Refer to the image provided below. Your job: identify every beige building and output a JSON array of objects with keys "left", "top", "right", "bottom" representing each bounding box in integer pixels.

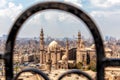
[
  {"left": 39, "top": 29, "right": 98, "bottom": 71},
  {"left": 39, "top": 28, "right": 113, "bottom": 71},
  {"left": 13, "top": 28, "right": 112, "bottom": 71},
  {"left": 39, "top": 29, "right": 69, "bottom": 70}
]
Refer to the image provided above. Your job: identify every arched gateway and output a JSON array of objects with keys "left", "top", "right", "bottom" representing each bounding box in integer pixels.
[{"left": 0, "top": 1, "right": 119, "bottom": 80}]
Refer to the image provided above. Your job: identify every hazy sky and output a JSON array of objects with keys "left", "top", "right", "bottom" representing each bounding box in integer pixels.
[{"left": 0, "top": 0, "right": 120, "bottom": 39}]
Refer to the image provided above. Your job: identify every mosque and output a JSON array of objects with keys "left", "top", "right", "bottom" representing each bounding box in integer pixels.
[
  {"left": 39, "top": 28, "right": 105, "bottom": 71},
  {"left": 13, "top": 28, "right": 112, "bottom": 72}
]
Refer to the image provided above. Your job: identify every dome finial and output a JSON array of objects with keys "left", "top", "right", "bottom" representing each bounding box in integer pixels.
[{"left": 78, "top": 31, "right": 81, "bottom": 38}]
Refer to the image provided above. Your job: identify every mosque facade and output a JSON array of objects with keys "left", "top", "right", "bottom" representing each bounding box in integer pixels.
[
  {"left": 39, "top": 29, "right": 112, "bottom": 71},
  {"left": 39, "top": 29, "right": 90, "bottom": 70}
]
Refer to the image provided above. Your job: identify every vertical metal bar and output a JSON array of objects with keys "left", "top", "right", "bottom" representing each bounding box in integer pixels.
[{"left": 5, "top": 41, "right": 14, "bottom": 80}]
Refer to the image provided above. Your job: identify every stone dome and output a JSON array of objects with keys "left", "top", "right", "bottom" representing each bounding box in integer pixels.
[
  {"left": 48, "top": 40, "right": 59, "bottom": 51},
  {"left": 91, "top": 44, "right": 95, "bottom": 49},
  {"left": 62, "top": 55, "right": 67, "bottom": 61}
]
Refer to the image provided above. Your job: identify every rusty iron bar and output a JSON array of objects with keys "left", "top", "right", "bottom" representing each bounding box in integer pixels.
[{"left": 103, "top": 58, "right": 120, "bottom": 67}]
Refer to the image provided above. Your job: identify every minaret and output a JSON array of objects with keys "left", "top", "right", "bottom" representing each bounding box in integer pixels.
[
  {"left": 40, "top": 28, "right": 44, "bottom": 64},
  {"left": 66, "top": 39, "right": 69, "bottom": 58},
  {"left": 76, "top": 31, "right": 82, "bottom": 63},
  {"left": 55, "top": 48, "right": 57, "bottom": 69},
  {"left": 77, "top": 31, "right": 81, "bottom": 48},
  {"left": 65, "top": 39, "right": 69, "bottom": 69}
]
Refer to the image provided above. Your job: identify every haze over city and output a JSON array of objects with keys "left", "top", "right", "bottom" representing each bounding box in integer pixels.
[{"left": 0, "top": 0, "right": 120, "bottom": 39}]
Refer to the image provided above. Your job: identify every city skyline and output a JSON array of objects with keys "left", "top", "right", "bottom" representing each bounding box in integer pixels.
[
  {"left": 0, "top": 1, "right": 120, "bottom": 80},
  {"left": 0, "top": 0, "right": 120, "bottom": 38}
]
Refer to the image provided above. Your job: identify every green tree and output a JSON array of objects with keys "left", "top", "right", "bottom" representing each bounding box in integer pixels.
[
  {"left": 89, "top": 60, "right": 96, "bottom": 71},
  {"left": 76, "top": 62, "right": 83, "bottom": 69}
]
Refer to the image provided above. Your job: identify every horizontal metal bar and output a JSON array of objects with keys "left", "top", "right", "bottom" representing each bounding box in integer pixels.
[
  {"left": 103, "top": 58, "right": 120, "bottom": 67},
  {"left": 13, "top": 68, "right": 49, "bottom": 80},
  {"left": 58, "top": 69, "right": 92, "bottom": 80}
]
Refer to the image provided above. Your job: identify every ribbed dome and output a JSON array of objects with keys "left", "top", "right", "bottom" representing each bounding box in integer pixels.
[
  {"left": 91, "top": 44, "right": 95, "bottom": 49},
  {"left": 62, "top": 55, "right": 67, "bottom": 61},
  {"left": 48, "top": 40, "right": 59, "bottom": 51}
]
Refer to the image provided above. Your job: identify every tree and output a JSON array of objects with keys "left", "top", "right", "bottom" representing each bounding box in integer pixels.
[
  {"left": 76, "top": 62, "right": 83, "bottom": 69},
  {"left": 89, "top": 60, "right": 96, "bottom": 71}
]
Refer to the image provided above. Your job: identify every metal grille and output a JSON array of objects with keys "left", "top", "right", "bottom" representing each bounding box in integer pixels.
[{"left": 0, "top": 1, "right": 119, "bottom": 80}]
